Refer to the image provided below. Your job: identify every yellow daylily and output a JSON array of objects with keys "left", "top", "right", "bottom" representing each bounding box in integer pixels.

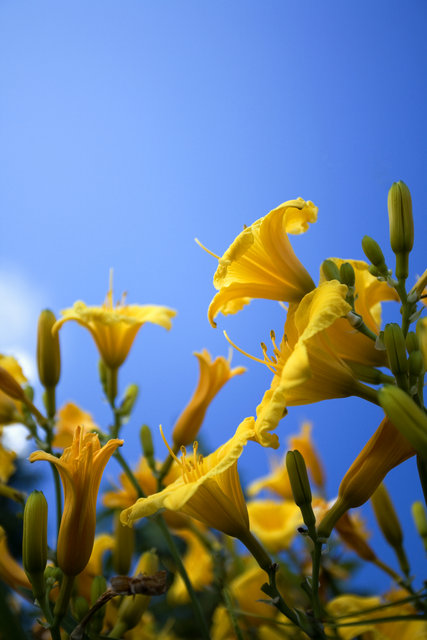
[
  {"left": 0, "top": 436, "right": 16, "bottom": 483},
  {"left": 247, "top": 499, "right": 301, "bottom": 553},
  {"left": 30, "top": 426, "right": 123, "bottom": 576},
  {"left": 318, "top": 417, "right": 415, "bottom": 538},
  {"left": 0, "top": 526, "right": 31, "bottom": 592},
  {"left": 319, "top": 258, "right": 399, "bottom": 367},
  {"left": 0, "top": 355, "right": 27, "bottom": 425},
  {"left": 53, "top": 274, "right": 176, "bottom": 369},
  {"left": 76, "top": 533, "right": 114, "bottom": 602},
  {"left": 167, "top": 527, "right": 215, "bottom": 604},
  {"left": 172, "top": 349, "right": 245, "bottom": 448},
  {"left": 53, "top": 401, "right": 101, "bottom": 449},
  {"left": 250, "top": 281, "right": 371, "bottom": 448},
  {"left": 121, "top": 418, "right": 255, "bottom": 542},
  {"left": 206, "top": 198, "right": 317, "bottom": 327}
]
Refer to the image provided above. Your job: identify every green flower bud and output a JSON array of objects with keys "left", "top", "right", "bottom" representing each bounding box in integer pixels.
[
  {"left": 98, "top": 359, "right": 108, "bottom": 396},
  {"left": 119, "top": 384, "right": 139, "bottom": 419},
  {"left": 321, "top": 259, "right": 341, "bottom": 282},
  {"left": 37, "top": 310, "right": 61, "bottom": 389},
  {"left": 378, "top": 385, "right": 427, "bottom": 457},
  {"left": 388, "top": 181, "right": 414, "bottom": 279},
  {"left": 23, "top": 491, "right": 48, "bottom": 601},
  {"left": 89, "top": 575, "right": 108, "bottom": 634},
  {"left": 406, "top": 331, "right": 420, "bottom": 353},
  {"left": 411, "top": 502, "right": 427, "bottom": 552},
  {"left": 286, "top": 450, "right": 315, "bottom": 530},
  {"left": 408, "top": 350, "right": 423, "bottom": 378},
  {"left": 113, "top": 514, "right": 135, "bottom": 575},
  {"left": 362, "top": 236, "right": 388, "bottom": 273},
  {"left": 340, "top": 262, "right": 355, "bottom": 288},
  {"left": 383, "top": 323, "right": 408, "bottom": 389},
  {"left": 73, "top": 595, "right": 89, "bottom": 622},
  {"left": 140, "top": 425, "right": 155, "bottom": 471},
  {"left": 371, "top": 483, "right": 409, "bottom": 576}
]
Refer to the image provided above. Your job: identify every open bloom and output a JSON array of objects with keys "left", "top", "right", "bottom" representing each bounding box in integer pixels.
[
  {"left": 205, "top": 198, "right": 317, "bottom": 327},
  {"left": 30, "top": 426, "right": 123, "bottom": 576},
  {"left": 53, "top": 401, "right": 101, "bottom": 449},
  {"left": 167, "top": 527, "right": 214, "bottom": 605},
  {"left": 244, "top": 281, "right": 369, "bottom": 448},
  {"left": 121, "top": 418, "right": 255, "bottom": 541},
  {"left": 172, "top": 349, "right": 245, "bottom": 447},
  {"left": 53, "top": 276, "right": 176, "bottom": 369}
]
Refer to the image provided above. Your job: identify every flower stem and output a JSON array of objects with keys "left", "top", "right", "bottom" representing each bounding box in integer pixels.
[{"left": 53, "top": 574, "right": 74, "bottom": 628}]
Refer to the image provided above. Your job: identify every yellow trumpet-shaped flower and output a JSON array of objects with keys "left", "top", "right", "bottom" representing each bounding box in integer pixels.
[
  {"left": 167, "top": 527, "right": 214, "bottom": 605},
  {"left": 121, "top": 418, "right": 255, "bottom": 541},
  {"left": 244, "top": 281, "right": 368, "bottom": 448},
  {"left": 0, "top": 526, "right": 31, "bottom": 592},
  {"left": 53, "top": 401, "right": 101, "bottom": 449},
  {"left": 319, "top": 258, "right": 399, "bottom": 367},
  {"left": 29, "top": 426, "right": 123, "bottom": 576},
  {"left": 247, "top": 499, "right": 301, "bottom": 553},
  {"left": 0, "top": 436, "right": 16, "bottom": 483},
  {"left": 172, "top": 349, "right": 245, "bottom": 447},
  {"left": 0, "top": 355, "right": 27, "bottom": 425},
  {"left": 53, "top": 274, "right": 176, "bottom": 369},
  {"left": 205, "top": 198, "right": 317, "bottom": 327}
]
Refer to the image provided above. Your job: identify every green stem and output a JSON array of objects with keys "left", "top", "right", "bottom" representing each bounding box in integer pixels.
[
  {"left": 44, "top": 386, "right": 56, "bottom": 420},
  {"left": 354, "top": 382, "right": 379, "bottom": 405},
  {"left": 223, "top": 587, "right": 244, "bottom": 640},
  {"left": 107, "top": 366, "right": 118, "bottom": 411},
  {"left": 52, "top": 574, "right": 75, "bottom": 628},
  {"left": 310, "top": 541, "right": 323, "bottom": 621},
  {"left": 114, "top": 449, "right": 146, "bottom": 498},
  {"left": 154, "top": 515, "right": 211, "bottom": 640}
]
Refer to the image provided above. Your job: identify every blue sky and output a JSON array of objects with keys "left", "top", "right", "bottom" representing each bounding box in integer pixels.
[{"left": 1, "top": 1, "right": 426, "bottom": 592}]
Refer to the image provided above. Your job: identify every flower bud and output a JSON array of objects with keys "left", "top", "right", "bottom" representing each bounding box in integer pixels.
[
  {"left": 406, "top": 331, "right": 420, "bottom": 354},
  {"left": 140, "top": 425, "right": 156, "bottom": 471},
  {"left": 361, "top": 236, "right": 388, "bottom": 273},
  {"left": 339, "top": 262, "right": 355, "bottom": 288},
  {"left": 113, "top": 514, "right": 135, "bottom": 575},
  {"left": 378, "top": 385, "right": 427, "bottom": 457},
  {"left": 118, "top": 384, "right": 139, "bottom": 419},
  {"left": 408, "top": 350, "right": 423, "bottom": 378},
  {"left": 371, "top": 483, "right": 409, "bottom": 576},
  {"left": 383, "top": 323, "right": 408, "bottom": 389},
  {"left": 388, "top": 181, "right": 414, "bottom": 279},
  {"left": 412, "top": 502, "right": 427, "bottom": 552},
  {"left": 286, "top": 450, "right": 315, "bottom": 530},
  {"left": 37, "top": 310, "right": 61, "bottom": 389},
  {"left": 89, "top": 575, "right": 108, "bottom": 634},
  {"left": 109, "top": 550, "right": 159, "bottom": 638},
  {"left": 23, "top": 491, "right": 48, "bottom": 601},
  {"left": 98, "top": 359, "right": 108, "bottom": 396},
  {"left": 321, "top": 259, "right": 341, "bottom": 282}
]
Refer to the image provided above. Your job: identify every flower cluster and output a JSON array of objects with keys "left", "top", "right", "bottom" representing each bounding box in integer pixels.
[{"left": 0, "top": 183, "right": 425, "bottom": 639}]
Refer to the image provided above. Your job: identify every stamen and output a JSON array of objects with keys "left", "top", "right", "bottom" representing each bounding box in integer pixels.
[
  {"left": 159, "top": 426, "right": 181, "bottom": 466},
  {"left": 194, "top": 237, "right": 220, "bottom": 260},
  {"left": 278, "top": 301, "right": 288, "bottom": 311},
  {"left": 224, "top": 331, "right": 277, "bottom": 374},
  {"left": 193, "top": 441, "right": 199, "bottom": 470}
]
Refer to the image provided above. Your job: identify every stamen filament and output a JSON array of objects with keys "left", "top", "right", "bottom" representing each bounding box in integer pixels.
[{"left": 194, "top": 238, "right": 220, "bottom": 260}]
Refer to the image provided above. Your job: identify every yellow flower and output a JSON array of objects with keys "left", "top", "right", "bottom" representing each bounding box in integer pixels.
[
  {"left": 0, "top": 436, "right": 16, "bottom": 483},
  {"left": 248, "top": 281, "right": 367, "bottom": 448},
  {"left": 167, "top": 527, "right": 214, "bottom": 605},
  {"left": 0, "top": 355, "right": 27, "bottom": 425},
  {"left": 53, "top": 401, "right": 101, "bottom": 449},
  {"left": 326, "top": 594, "right": 382, "bottom": 639},
  {"left": 120, "top": 418, "right": 255, "bottom": 542},
  {"left": 172, "top": 349, "right": 245, "bottom": 447},
  {"left": 205, "top": 198, "right": 317, "bottom": 327},
  {"left": 247, "top": 499, "right": 301, "bottom": 553},
  {"left": 29, "top": 426, "right": 123, "bottom": 576},
  {"left": 103, "top": 456, "right": 187, "bottom": 529},
  {"left": 0, "top": 526, "right": 31, "bottom": 592},
  {"left": 319, "top": 258, "right": 399, "bottom": 367},
  {"left": 53, "top": 275, "right": 176, "bottom": 369},
  {"left": 318, "top": 417, "right": 415, "bottom": 538},
  {"left": 76, "top": 533, "right": 114, "bottom": 602}
]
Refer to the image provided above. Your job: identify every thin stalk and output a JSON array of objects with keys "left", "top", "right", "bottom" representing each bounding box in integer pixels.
[
  {"left": 52, "top": 574, "right": 75, "bottom": 628},
  {"left": 310, "top": 541, "right": 323, "bottom": 621},
  {"left": 50, "top": 463, "right": 62, "bottom": 538},
  {"left": 223, "top": 587, "right": 244, "bottom": 640}
]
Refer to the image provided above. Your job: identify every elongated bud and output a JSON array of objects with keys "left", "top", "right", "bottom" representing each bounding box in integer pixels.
[
  {"left": 406, "top": 332, "right": 420, "bottom": 354},
  {"left": 286, "top": 450, "right": 315, "bottom": 530},
  {"left": 371, "top": 483, "right": 409, "bottom": 576},
  {"left": 0, "top": 366, "right": 27, "bottom": 402},
  {"left": 383, "top": 323, "right": 408, "bottom": 389},
  {"left": 388, "top": 181, "right": 413, "bottom": 279},
  {"left": 118, "top": 384, "right": 139, "bottom": 419},
  {"left": 408, "top": 350, "right": 423, "bottom": 378},
  {"left": 340, "top": 262, "right": 355, "bottom": 288},
  {"left": 322, "top": 259, "right": 341, "bottom": 282},
  {"left": 378, "top": 385, "right": 427, "bottom": 457},
  {"left": 89, "top": 575, "right": 108, "bottom": 634},
  {"left": 113, "top": 514, "right": 135, "bottom": 575},
  {"left": 109, "top": 550, "right": 159, "bottom": 638},
  {"left": 140, "top": 425, "right": 156, "bottom": 471},
  {"left": 73, "top": 596, "right": 89, "bottom": 622},
  {"left": 362, "top": 236, "right": 388, "bottom": 274},
  {"left": 37, "top": 310, "right": 61, "bottom": 388},
  {"left": 411, "top": 502, "right": 427, "bottom": 552},
  {"left": 23, "top": 491, "right": 48, "bottom": 601}
]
